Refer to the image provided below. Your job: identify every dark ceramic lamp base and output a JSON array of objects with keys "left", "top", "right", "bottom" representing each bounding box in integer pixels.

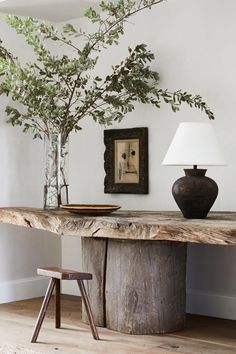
[{"left": 172, "top": 168, "right": 218, "bottom": 219}]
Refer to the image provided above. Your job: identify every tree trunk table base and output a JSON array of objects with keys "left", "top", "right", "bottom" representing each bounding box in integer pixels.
[
  {"left": 82, "top": 237, "right": 187, "bottom": 334},
  {"left": 0, "top": 208, "right": 234, "bottom": 332}
]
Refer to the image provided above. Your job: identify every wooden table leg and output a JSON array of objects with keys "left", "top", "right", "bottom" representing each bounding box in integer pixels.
[
  {"left": 77, "top": 280, "right": 99, "bottom": 340},
  {"left": 31, "top": 278, "right": 56, "bottom": 343},
  {"left": 81, "top": 237, "right": 107, "bottom": 327},
  {"left": 105, "top": 239, "right": 187, "bottom": 334},
  {"left": 55, "top": 279, "right": 61, "bottom": 328},
  {"left": 82, "top": 237, "right": 187, "bottom": 334}
]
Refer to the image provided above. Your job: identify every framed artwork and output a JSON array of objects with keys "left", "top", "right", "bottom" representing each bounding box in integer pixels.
[{"left": 104, "top": 127, "right": 148, "bottom": 194}]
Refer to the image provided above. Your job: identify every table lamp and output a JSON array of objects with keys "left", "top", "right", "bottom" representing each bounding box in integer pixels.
[{"left": 162, "top": 122, "right": 226, "bottom": 219}]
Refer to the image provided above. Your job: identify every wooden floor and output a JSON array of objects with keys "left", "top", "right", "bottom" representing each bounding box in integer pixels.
[{"left": 0, "top": 295, "right": 235, "bottom": 354}]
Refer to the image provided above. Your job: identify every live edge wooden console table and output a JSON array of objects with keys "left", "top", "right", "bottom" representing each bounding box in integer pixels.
[{"left": 0, "top": 208, "right": 235, "bottom": 335}]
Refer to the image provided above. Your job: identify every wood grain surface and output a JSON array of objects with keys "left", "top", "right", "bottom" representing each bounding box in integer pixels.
[
  {"left": 1, "top": 296, "right": 236, "bottom": 354},
  {"left": 0, "top": 207, "right": 236, "bottom": 244},
  {"left": 81, "top": 237, "right": 107, "bottom": 327},
  {"left": 105, "top": 240, "right": 187, "bottom": 334}
]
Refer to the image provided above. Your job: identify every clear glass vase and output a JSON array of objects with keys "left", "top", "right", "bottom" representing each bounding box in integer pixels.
[{"left": 44, "top": 132, "right": 69, "bottom": 209}]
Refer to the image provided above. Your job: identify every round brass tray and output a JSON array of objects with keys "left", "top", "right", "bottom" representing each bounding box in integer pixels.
[{"left": 60, "top": 204, "right": 121, "bottom": 215}]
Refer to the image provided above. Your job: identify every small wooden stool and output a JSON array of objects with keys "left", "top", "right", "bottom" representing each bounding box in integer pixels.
[{"left": 31, "top": 267, "right": 99, "bottom": 343}]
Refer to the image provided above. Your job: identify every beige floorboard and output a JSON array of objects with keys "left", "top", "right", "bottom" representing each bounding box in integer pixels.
[{"left": 0, "top": 295, "right": 235, "bottom": 354}]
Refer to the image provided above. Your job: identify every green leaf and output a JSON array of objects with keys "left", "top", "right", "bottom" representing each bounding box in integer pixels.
[{"left": 0, "top": 0, "right": 214, "bottom": 142}]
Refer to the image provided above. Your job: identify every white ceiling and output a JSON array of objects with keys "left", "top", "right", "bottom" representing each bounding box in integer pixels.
[{"left": 0, "top": 0, "right": 100, "bottom": 22}]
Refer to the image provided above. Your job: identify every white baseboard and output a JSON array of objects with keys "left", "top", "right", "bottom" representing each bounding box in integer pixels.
[
  {"left": 187, "top": 289, "right": 236, "bottom": 320},
  {"left": 0, "top": 276, "right": 82, "bottom": 303},
  {"left": 0, "top": 276, "right": 48, "bottom": 304},
  {"left": 1, "top": 278, "right": 235, "bottom": 321}
]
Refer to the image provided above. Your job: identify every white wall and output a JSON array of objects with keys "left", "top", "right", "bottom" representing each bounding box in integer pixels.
[
  {"left": 0, "top": 14, "right": 61, "bottom": 303},
  {"left": 63, "top": 0, "right": 236, "bottom": 319},
  {"left": 1, "top": 0, "right": 236, "bottom": 320}
]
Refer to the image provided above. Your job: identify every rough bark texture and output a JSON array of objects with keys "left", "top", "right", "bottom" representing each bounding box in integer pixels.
[
  {"left": 0, "top": 208, "right": 236, "bottom": 245},
  {"left": 105, "top": 240, "right": 187, "bottom": 334},
  {"left": 0, "top": 207, "right": 227, "bottom": 334},
  {"left": 81, "top": 237, "right": 107, "bottom": 327}
]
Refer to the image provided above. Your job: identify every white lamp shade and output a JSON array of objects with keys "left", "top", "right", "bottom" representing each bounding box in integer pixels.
[{"left": 162, "top": 122, "right": 226, "bottom": 166}]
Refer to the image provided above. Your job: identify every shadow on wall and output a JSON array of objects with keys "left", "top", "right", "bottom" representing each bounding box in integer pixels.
[
  {"left": 0, "top": 117, "right": 61, "bottom": 303},
  {"left": 186, "top": 243, "right": 236, "bottom": 320},
  {"left": 0, "top": 224, "right": 61, "bottom": 303},
  {"left": 0, "top": 122, "right": 44, "bottom": 207}
]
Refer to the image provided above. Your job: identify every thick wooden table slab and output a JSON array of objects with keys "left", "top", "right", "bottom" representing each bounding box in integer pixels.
[
  {"left": 0, "top": 207, "right": 235, "bottom": 334},
  {"left": 0, "top": 207, "right": 236, "bottom": 244}
]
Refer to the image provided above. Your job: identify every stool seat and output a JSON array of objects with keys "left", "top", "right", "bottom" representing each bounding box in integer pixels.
[
  {"left": 31, "top": 266, "right": 99, "bottom": 343},
  {"left": 37, "top": 267, "right": 92, "bottom": 280}
]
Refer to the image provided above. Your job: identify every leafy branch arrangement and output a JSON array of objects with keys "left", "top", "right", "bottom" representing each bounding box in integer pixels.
[{"left": 0, "top": 0, "right": 214, "bottom": 145}]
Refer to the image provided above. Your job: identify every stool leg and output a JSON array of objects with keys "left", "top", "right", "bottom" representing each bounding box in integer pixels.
[
  {"left": 55, "top": 279, "right": 61, "bottom": 328},
  {"left": 77, "top": 280, "right": 99, "bottom": 340},
  {"left": 31, "top": 278, "right": 56, "bottom": 343}
]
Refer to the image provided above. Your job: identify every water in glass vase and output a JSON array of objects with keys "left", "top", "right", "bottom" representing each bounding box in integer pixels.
[{"left": 44, "top": 133, "right": 69, "bottom": 209}]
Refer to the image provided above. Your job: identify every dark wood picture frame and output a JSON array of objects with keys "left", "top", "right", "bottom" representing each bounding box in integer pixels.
[{"left": 104, "top": 127, "right": 148, "bottom": 194}]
